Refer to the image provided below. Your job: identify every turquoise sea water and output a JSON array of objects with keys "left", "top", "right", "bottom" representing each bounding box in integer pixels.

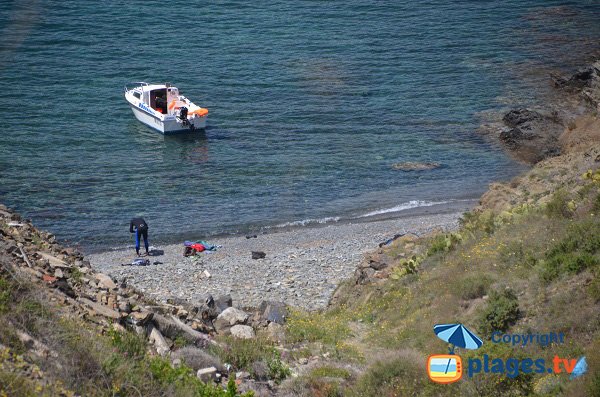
[{"left": 1, "top": 1, "right": 599, "bottom": 250}]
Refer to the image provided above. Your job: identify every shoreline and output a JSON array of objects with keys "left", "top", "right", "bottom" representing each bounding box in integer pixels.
[
  {"left": 81, "top": 198, "right": 480, "bottom": 255},
  {"left": 87, "top": 200, "right": 475, "bottom": 310}
]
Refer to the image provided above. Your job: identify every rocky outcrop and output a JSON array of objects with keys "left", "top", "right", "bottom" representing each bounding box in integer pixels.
[
  {"left": 551, "top": 60, "right": 600, "bottom": 108},
  {"left": 499, "top": 59, "right": 600, "bottom": 164},
  {"left": 0, "top": 204, "right": 277, "bottom": 392},
  {"left": 499, "top": 108, "right": 563, "bottom": 164}
]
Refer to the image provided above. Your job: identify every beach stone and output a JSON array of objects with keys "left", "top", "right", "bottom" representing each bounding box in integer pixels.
[
  {"left": 392, "top": 162, "right": 440, "bottom": 171},
  {"left": 129, "top": 310, "right": 153, "bottom": 326},
  {"left": 214, "top": 307, "right": 249, "bottom": 333},
  {"left": 259, "top": 301, "right": 287, "bottom": 324},
  {"left": 80, "top": 298, "right": 120, "bottom": 319},
  {"left": 37, "top": 251, "right": 70, "bottom": 268},
  {"left": 95, "top": 273, "right": 117, "bottom": 290},
  {"left": 197, "top": 367, "right": 218, "bottom": 382},
  {"left": 251, "top": 251, "right": 266, "bottom": 259},
  {"left": 214, "top": 294, "right": 232, "bottom": 314},
  {"left": 230, "top": 325, "right": 255, "bottom": 339}
]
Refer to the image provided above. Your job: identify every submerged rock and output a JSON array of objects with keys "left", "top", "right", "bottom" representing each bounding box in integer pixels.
[{"left": 391, "top": 162, "right": 440, "bottom": 171}]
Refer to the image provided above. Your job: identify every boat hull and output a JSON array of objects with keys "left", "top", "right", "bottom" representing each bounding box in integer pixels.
[{"left": 129, "top": 105, "right": 206, "bottom": 134}]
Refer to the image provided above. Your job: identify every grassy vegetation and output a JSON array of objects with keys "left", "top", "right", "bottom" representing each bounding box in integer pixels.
[
  {"left": 0, "top": 270, "right": 254, "bottom": 397},
  {"left": 280, "top": 169, "right": 600, "bottom": 396}
]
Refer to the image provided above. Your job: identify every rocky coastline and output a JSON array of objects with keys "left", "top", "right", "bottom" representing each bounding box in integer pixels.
[
  {"left": 1, "top": 58, "right": 598, "bottom": 395},
  {"left": 495, "top": 60, "right": 600, "bottom": 164}
]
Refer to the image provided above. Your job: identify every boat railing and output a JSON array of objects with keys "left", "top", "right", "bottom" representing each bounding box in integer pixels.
[{"left": 124, "top": 82, "right": 150, "bottom": 92}]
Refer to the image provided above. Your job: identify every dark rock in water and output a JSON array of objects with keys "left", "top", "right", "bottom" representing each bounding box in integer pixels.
[
  {"left": 251, "top": 251, "right": 266, "bottom": 260},
  {"left": 502, "top": 108, "right": 544, "bottom": 129},
  {"left": 214, "top": 294, "right": 232, "bottom": 314},
  {"left": 258, "top": 301, "right": 288, "bottom": 324},
  {"left": 392, "top": 162, "right": 440, "bottom": 171},
  {"left": 245, "top": 235, "right": 257, "bottom": 239},
  {"left": 551, "top": 67, "right": 594, "bottom": 90},
  {"left": 500, "top": 108, "right": 563, "bottom": 164}
]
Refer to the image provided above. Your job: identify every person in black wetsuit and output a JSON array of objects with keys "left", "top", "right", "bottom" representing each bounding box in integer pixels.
[{"left": 130, "top": 217, "right": 149, "bottom": 256}]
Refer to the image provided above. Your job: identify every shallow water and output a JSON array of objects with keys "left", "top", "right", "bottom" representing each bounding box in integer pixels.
[{"left": 1, "top": 1, "right": 599, "bottom": 250}]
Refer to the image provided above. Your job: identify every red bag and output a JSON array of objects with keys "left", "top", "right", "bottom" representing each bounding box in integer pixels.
[{"left": 190, "top": 243, "right": 205, "bottom": 253}]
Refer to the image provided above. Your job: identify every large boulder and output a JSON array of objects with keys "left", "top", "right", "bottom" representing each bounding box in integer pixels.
[
  {"left": 230, "top": 325, "right": 255, "bottom": 339},
  {"left": 213, "top": 307, "right": 249, "bottom": 333},
  {"left": 214, "top": 294, "right": 232, "bottom": 314},
  {"left": 258, "top": 301, "right": 288, "bottom": 324}
]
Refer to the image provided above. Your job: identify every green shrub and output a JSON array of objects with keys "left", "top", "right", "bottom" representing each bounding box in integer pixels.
[
  {"left": 541, "top": 220, "right": 600, "bottom": 282},
  {"left": 478, "top": 289, "right": 520, "bottom": 338},
  {"left": 0, "top": 277, "right": 12, "bottom": 313},
  {"left": 148, "top": 357, "right": 252, "bottom": 397},
  {"left": 545, "top": 189, "right": 573, "bottom": 218},
  {"left": 349, "top": 358, "right": 427, "bottom": 397},
  {"left": 310, "top": 366, "right": 351, "bottom": 380},
  {"left": 459, "top": 275, "right": 493, "bottom": 300},
  {"left": 593, "top": 193, "right": 600, "bottom": 214},
  {"left": 460, "top": 211, "right": 497, "bottom": 235},
  {"left": 589, "top": 271, "right": 600, "bottom": 303},
  {"left": 107, "top": 328, "right": 146, "bottom": 359},
  {"left": 211, "top": 336, "right": 277, "bottom": 372},
  {"left": 267, "top": 353, "right": 291, "bottom": 383},
  {"left": 427, "top": 233, "right": 462, "bottom": 256},
  {"left": 285, "top": 309, "right": 351, "bottom": 345}
]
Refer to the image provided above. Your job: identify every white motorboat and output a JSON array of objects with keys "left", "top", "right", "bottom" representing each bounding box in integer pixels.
[{"left": 124, "top": 82, "right": 208, "bottom": 134}]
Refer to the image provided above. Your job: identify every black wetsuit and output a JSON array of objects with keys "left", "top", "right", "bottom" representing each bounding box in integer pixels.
[{"left": 130, "top": 218, "right": 149, "bottom": 255}]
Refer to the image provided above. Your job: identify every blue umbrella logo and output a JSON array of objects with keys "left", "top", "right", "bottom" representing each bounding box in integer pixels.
[{"left": 434, "top": 323, "right": 483, "bottom": 354}]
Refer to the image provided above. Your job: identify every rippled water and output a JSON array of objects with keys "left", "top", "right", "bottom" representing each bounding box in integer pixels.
[{"left": 1, "top": 1, "right": 599, "bottom": 250}]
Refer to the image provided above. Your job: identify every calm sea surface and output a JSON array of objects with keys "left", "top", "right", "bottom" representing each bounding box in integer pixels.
[{"left": 1, "top": 1, "right": 599, "bottom": 250}]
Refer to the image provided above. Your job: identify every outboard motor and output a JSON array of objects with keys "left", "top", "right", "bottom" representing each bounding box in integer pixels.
[{"left": 178, "top": 106, "right": 190, "bottom": 126}]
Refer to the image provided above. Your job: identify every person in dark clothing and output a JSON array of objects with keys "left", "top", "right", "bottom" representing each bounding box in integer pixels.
[{"left": 130, "top": 217, "right": 149, "bottom": 256}]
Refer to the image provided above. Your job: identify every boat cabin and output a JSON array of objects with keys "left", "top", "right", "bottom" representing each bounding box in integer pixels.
[{"left": 130, "top": 83, "right": 181, "bottom": 115}]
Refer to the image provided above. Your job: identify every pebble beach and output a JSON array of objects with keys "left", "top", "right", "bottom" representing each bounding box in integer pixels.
[{"left": 88, "top": 202, "right": 473, "bottom": 310}]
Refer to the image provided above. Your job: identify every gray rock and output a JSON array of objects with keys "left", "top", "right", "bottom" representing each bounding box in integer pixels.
[
  {"left": 214, "top": 294, "right": 232, "bottom": 313},
  {"left": 214, "top": 307, "right": 249, "bottom": 333},
  {"left": 95, "top": 273, "right": 117, "bottom": 290},
  {"left": 259, "top": 301, "right": 288, "bottom": 324},
  {"left": 230, "top": 325, "right": 255, "bottom": 339},
  {"left": 37, "top": 251, "right": 70, "bottom": 268},
  {"left": 80, "top": 298, "right": 120, "bottom": 319},
  {"left": 197, "top": 366, "right": 218, "bottom": 382}
]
